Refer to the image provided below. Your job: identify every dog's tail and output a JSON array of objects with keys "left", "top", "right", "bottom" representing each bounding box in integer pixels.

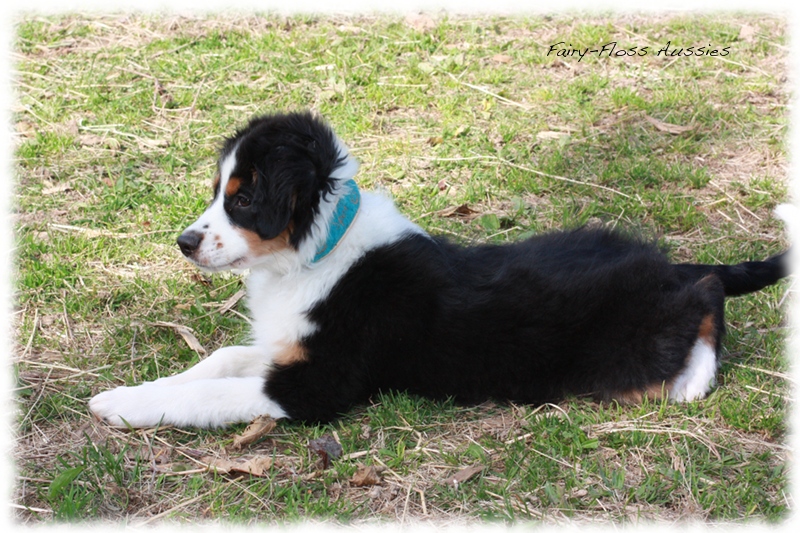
[
  {"left": 675, "top": 252, "right": 788, "bottom": 297},
  {"left": 674, "top": 204, "right": 794, "bottom": 297}
]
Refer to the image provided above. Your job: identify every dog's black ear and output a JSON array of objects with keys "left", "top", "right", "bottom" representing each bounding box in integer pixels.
[
  {"left": 244, "top": 112, "right": 345, "bottom": 247},
  {"left": 252, "top": 144, "right": 321, "bottom": 245},
  {"left": 251, "top": 149, "right": 298, "bottom": 240}
]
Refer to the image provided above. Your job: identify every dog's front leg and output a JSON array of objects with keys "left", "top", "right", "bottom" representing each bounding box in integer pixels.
[
  {"left": 89, "top": 345, "right": 280, "bottom": 427},
  {"left": 148, "top": 345, "right": 270, "bottom": 386},
  {"left": 89, "top": 376, "right": 287, "bottom": 428}
]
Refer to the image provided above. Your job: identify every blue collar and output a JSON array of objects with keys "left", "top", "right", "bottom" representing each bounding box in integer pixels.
[{"left": 312, "top": 179, "right": 361, "bottom": 264}]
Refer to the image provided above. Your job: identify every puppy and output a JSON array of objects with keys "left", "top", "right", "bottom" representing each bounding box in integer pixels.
[{"left": 89, "top": 111, "right": 789, "bottom": 428}]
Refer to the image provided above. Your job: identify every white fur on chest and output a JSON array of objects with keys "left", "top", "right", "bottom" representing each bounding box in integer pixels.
[
  {"left": 245, "top": 191, "right": 424, "bottom": 355},
  {"left": 244, "top": 268, "right": 326, "bottom": 351}
]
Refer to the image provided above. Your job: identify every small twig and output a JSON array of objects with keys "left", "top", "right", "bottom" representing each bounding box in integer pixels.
[
  {"left": 591, "top": 422, "right": 721, "bottom": 460},
  {"left": 150, "top": 40, "right": 195, "bottom": 59},
  {"left": 341, "top": 450, "right": 370, "bottom": 461},
  {"left": 21, "top": 308, "right": 38, "bottom": 360},
  {"left": 717, "top": 56, "right": 772, "bottom": 77},
  {"left": 708, "top": 181, "right": 763, "bottom": 221},
  {"left": 417, "top": 155, "right": 497, "bottom": 162},
  {"left": 49, "top": 223, "right": 175, "bottom": 239},
  {"left": 485, "top": 226, "right": 522, "bottom": 240},
  {"left": 401, "top": 483, "right": 413, "bottom": 524},
  {"left": 18, "top": 367, "right": 54, "bottom": 430},
  {"left": 133, "top": 493, "right": 208, "bottom": 526},
  {"left": 412, "top": 154, "right": 632, "bottom": 199},
  {"left": 778, "top": 278, "right": 795, "bottom": 307},
  {"left": 729, "top": 362, "right": 794, "bottom": 383},
  {"left": 743, "top": 384, "right": 790, "bottom": 400},
  {"left": 10, "top": 503, "right": 52, "bottom": 514},
  {"left": 61, "top": 292, "right": 74, "bottom": 344},
  {"left": 496, "top": 158, "right": 632, "bottom": 199},
  {"left": 503, "top": 433, "right": 577, "bottom": 470},
  {"left": 18, "top": 352, "right": 154, "bottom": 386},
  {"left": 447, "top": 72, "right": 532, "bottom": 110},
  {"left": 416, "top": 488, "right": 428, "bottom": 516}
]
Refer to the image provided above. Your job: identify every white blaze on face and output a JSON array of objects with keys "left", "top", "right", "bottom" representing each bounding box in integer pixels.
[{"left": 180, "top": 147, "right": 292, "bottom": 272}]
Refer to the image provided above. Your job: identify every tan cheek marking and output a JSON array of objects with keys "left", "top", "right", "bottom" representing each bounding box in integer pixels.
[
  {"left": 236, "top": 226, "right": 293, "bottom": 257},
  {"left": 226, "top": 176, "right": 243, "bottom": 197},
  {"left": 273, "top": 340, "right": 308, "bottom": 366}
]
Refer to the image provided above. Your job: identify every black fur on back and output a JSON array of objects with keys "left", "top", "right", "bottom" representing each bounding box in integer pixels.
[{"left": 265, "top": 227, "right": 748, "bottom": 423}]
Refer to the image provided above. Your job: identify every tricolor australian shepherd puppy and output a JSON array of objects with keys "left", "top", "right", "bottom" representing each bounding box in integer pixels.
[{"left": 90, "top": 111, "right": 789, "bottom": 428}]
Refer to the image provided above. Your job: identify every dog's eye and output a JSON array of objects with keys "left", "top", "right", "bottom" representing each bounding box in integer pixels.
[{"left": 235, "top": 195, "right": 251, "bottom": 208}]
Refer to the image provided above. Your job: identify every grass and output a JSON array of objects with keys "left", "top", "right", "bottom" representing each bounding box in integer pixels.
[{"left": 11, "top": 12, "right": 791, "bottom": 526}]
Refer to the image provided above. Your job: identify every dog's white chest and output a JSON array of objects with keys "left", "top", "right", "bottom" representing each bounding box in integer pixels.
[{"left": 244, "top": 265, "right": 350, "bottom": 353}]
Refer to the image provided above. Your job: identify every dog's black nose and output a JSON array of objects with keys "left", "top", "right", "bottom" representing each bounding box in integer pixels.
[{"left": 177, "top": 231, "right": 203, "bottom": 257}]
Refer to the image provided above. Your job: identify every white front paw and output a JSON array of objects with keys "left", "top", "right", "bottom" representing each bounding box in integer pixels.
[{"left": 89, "top": 386, "right": 167, "bottom": 428}]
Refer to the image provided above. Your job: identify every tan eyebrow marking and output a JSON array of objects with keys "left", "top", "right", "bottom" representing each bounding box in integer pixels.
[{"left": 226, "top": 176, "right": 243, "bottom": 198}]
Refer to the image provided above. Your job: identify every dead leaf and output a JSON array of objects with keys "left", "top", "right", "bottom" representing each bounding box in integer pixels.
[
  {"left": 153, "top": 321, "right": 207, "bottom": 355},
  {"left": 491, "top": 54, "right": 512, "bottom": 64},
  {"left": 549, "top": 59, "right": 574, "bottom": 70},
  {"left": 154, "top": 78, "right": 173, "bottom": 105},
  {"left": 441, "top": 465, "right": 485, "bottom": 487},
  {"left": 140, "top": 138, "right": 169, "bottom": 148},
  {"left": 437, "top": 204, "right": 478, "bottom": 218},
  {"left": 405, "top": 13, "right": 436, "bottom": 32},
  {"left": 427, "top": 136, "right": 444, "bottom": 146},
  {"left": 219, "top": 289, "right": 245, "bottom": 314},
  {"left": 142, "top": 446, "right": 171, "bottom": 465},
  {"left": 644, "top": 115, "right": 695, "bottom": 135},
  {"left": 16, "top": 121, "right": 36, "bottom": 137},
  {"left": 43, "top": 182, "right": 73, "bottom": 195},
  {"left": 79, "top": 134, "right": 106, "bottom": 146},
  {"left": 190, "top": 272, "right": 213, "bottom": 287},
  {"left": 183, "top": 448, "right": 207, "bottom": 460},
  {"left": 453, "top": 124, "right": 470, "bottom": 137},
  {"left": 62, "top": 119, "right": 80, "bottom": 137},
  {"left": 308, "top": 434, "right": 342, "bottom": 469},
  {"left": 738, "top": 24, "right": 756, "bottom": 43},
  {"left": 350, "top": 464, "right": 384, "bottom": 487},
  {"left": 481, "top": 415, "right": 515, "bottom": 439},
  {"left": 200, "top": 455, "right": 273, "bottom": 477},
  {"left": 79, "top": 134, "right": 122, "bottom": 150},
  {"left": 536, "top": 131, "right": 570, "bottom": 140},
  {"left": 231, "top": 415, "right": 277, "bottom": 451}
]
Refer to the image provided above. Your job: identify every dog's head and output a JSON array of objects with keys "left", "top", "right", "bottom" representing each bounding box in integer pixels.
[{"left": 177, "top": 112, "right": 359, "bottom": 271}]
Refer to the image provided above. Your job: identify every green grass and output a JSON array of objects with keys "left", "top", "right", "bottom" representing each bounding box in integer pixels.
[{"left": 12, "top": 12, "right": 790, "bottom": 525}]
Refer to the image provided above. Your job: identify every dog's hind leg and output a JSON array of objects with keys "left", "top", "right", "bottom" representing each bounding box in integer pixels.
[
  {"left": 609, "top": 274, "right": 726, "bottom": 405},
  {"left": 668, "top": 275, "right": 726, "bottom": 402},
  {"left": 668, "top": 318, "right": 719, "bottom": 402}
]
